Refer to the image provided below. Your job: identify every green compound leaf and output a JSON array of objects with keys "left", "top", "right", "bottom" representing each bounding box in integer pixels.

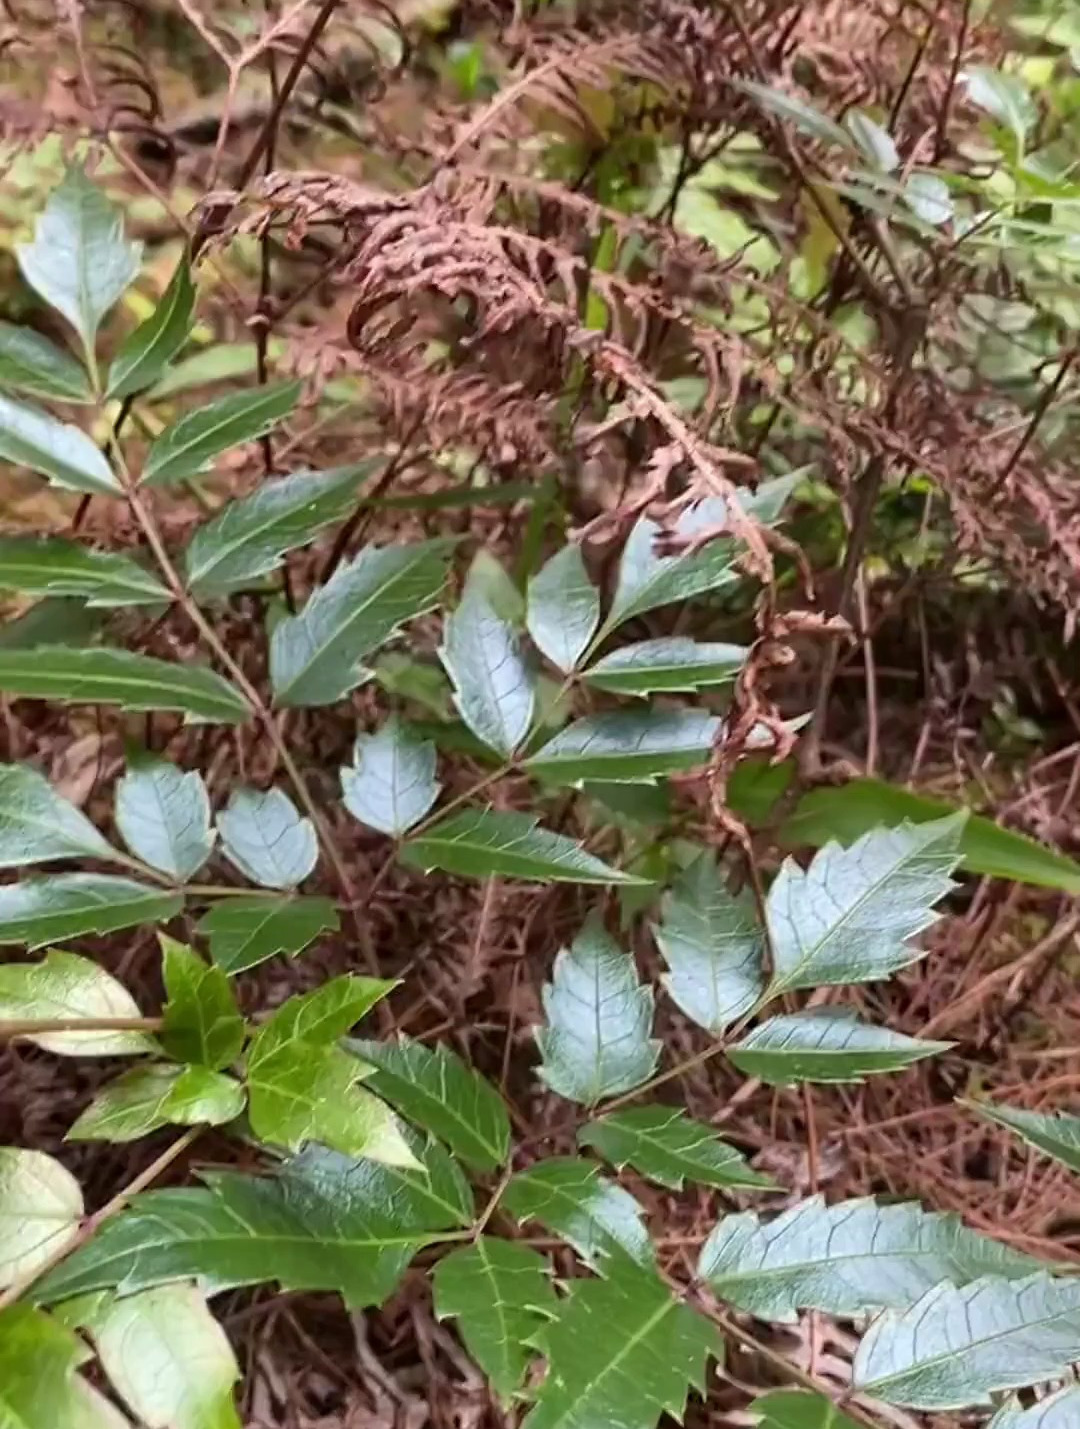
[
  {"left": 68, "top": 1063, "right": 245, "bottom": 1142},
  {"left": 0, "top": 322, "right": 93, "bottom": 403},
  {"left": 115, "top": 757, "right": 214, "bottom": 882},
  {"left": 341, "top": 718, "right": 440, "bottom": 836},
  {"left": 727, "top": 1010, "right": 949, "bottom": 1085},
  {"left": 579, "top": 1107, "right": 772, "bottom": 1191},
  {"left": 0, "top": 761, "right": 118, "bottom": 870},
  {"left": 0, "top": 1304, "right": 129, "bottom": 1429},
  {"left": 196, "top": 896, "right": 338, "bottom": 975},
  {"left": 749, "top": 1389, "right": 864, "bottom": 1429},
  {"left": 964, "top": 1099, "right": 1080, "bottom": 1174},
  {"left": 216, "top": 787, "right": 317, "bottom": 890},
  {"left": 583, "top": 637, "right": 747, "bottom": 697},
  {"left": 503, "top": 1157, "right": 653, "bottom": 1272},
  {"left": 526, "top": 544, "right": 599, "bottom": 673},
  {"left": 402, "top": 808, "right": 646, "bottom": 885},
  {"left": 0, "top": 876, "right": 182, "bottom": 949},
  {"left": 142, "top": 381, "right": 301, "bottom": 487},
  {"left": 0, "top": 394, "right": 120, "bottom": 495},
  {"left": 0, "top": 537, "right": 168, "bottom": 607},
  {"left": 0, "top": 947, "right": 156, "bottom": 1052},
  {"left": 159, "top": 935, "right": 245, "bottom": 1070},
  {"left": 0, "top": 1147, "right": 83, "bottom": 1288},
  {"left": 525, "top": 709, "right": 719, "bottom": 787},
  {"left": 106, "top": 259, "right": 196, "bottom": 401},
  {"left": 440, "top": 586, "right": 536, "bottom": 756}
]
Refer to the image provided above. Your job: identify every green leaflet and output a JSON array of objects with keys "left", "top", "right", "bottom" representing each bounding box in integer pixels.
[
  {"left": 0, "top": 761, "right": 118, "bottom": 870},
  {"left": 196, "top": 897, "right": 338, "bottom": 975},
  {"left": 749, "top": 1390, "right": 864, "bottom": 1429},
  {"left": 0, "top": 1304, "right": 128, "bottom": 1429},
  {"left": 402, "top": 809, "right": 646, "bottom": 885},
  {"left": 525, "top": 709, "right": 720, "bottom": 786},
  {"left": 216, "top": 787, "right": 317, "bottom": 890},
  {"left": 965, "top": 1099, "right": 1080, "bottom": 1174},
  {"left": 0, "top": 394, "right": 120, "bottom": 495},
  {"left": 988, "top": 1388, "right": 1080, "bottom": 1428},
  {"left": 583, "top": 637, "right": 747, "bottom": 696},
  {"left": 0, "top": 1148, "right": 83, "bottom": 1288},
  {"left": 579, "top": 1107, "right": 772, "bottom": 1191},
  {"left": 341, "top": 718, "right": 440, "bottom": 836},
  {"left": 114, "top": 757, "right": 214, "bottom": 883},
  {"left": 0, "top": 876, "right": 182, "bottom": 949},
  {"left": 526, "top": 544, "right": 599, "bottom": 673},
  {"left": 963, "top": 65, "right": 1037, "bottom": 142},
  {"left": 0, "top": 322, "right": 92, "bottom": 403},
  {"left": 732, "top": 80, "right": 855, "bottom": 150},
  {"left": 727, "top": 1011, "right": 950, "bottom": 1084},
  {"left": 440, "top": 585, "right": 536, "bottom": 755},
  {"left": 0, "top": 948, "right": 155, "bottom": 1053},
  {"left": 503, "top": 1158, "right": 654, "bottom": 1271},
  {"left": 142, "top": 381, "right": 301, "bottom": 486},
  {"left": 159, "top": 935, "right": 245, "bottom": 1070},
  {"left": 0, "top": 537, "right": 168, "bottom": 607},
  {"left": 106, "top": 258, "right": 196, "bottom": 400},
  {"left": 845, "top": 110, "right": 899, "bottom": 171},
  {"left": 68, "top": 1063, "right": 245, "bottom": 1142}
]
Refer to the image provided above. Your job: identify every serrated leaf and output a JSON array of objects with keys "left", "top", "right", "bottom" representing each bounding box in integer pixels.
[
  {"left": 0, "top": 537, "right": 168, "bottom": 608},
  {"left": 16, "top": 166, "right": 141, "bottom": 354},
  {"left": 0, "top": 1147, "right": 83, "bottom": 1287},
  {"left": 0, "top": 761, "right": 118, "bottom": 869},
  {"left": 115, "top": 757, "right": 214, "bottom": 882},
  {"left": 750, "top": 1389, "right": 864, "bottom": 1429},
  {"left": 0, "top": 322, "right": 92, "bottom": 403},
  {"left": 402, "top": 808, "right": 645, "bottom": 885},
  {"left": 583, "top": 638, "right": 747, "bottom": 696},
  {"left": 844, "top": 111, "right": 899, "bottom": 170},
  {"left": 142, "top": 381, "right": 301, "bottom": 486},
  {"left": 853, "top": 1273, "right": 1080, "bottom": 1410},
  {"left": 963, "top": 66, "right": 1037, "bottom": 142},
  {"left": 526, "top": 545, "right": 599, "bottom": 673},
  {"left": 0, "top": 877, "right": 182, "bottom": 950},
  {"left": 0, "top": 647, "right": 251, "bottom": 723},
  {"left": 653, "top": 855, "right": 764, "bottom": 1034},
  {"left": 270, "top": 539, "right": 452, "bottom": 707},
  {"left": 989, "top": 1388, "right": 1080, "bottom": 1428},
  {"left": 106, "top": 259, "right": 195, "bottom": 400},
  {"left": 0, "top": 394, "right": 120, "bottom": 495},
  {"left": 536, "top": 915, "right": 658, "bottom": 1104},
  {"left": 579, "top": 1107, "right": 772, "bottom": 1191},
  {"left": 159, "top": 935, "right": 244, "bottom": 1069},
  {"left": 348, "top": 1037, "right": 510, "bottom": 1172},
  {"left": 440, "top": 587, "right": 535, "bottom": 756},
  {"left": 734, "top": 80, "right": 855, "bottom": 149},
  {"left": 185, "top": 463, "right": 376, "bottom": 597},
  {"left": 0, "top": 948, "right": 155, "bottom": 1052},
  {"left": 38, "top": 1141, "right": 471, "bottom": 1308},
  {"left": 196, "top": 896, "right": 337, "bottom": 975},
  {"left": 0, "top": 1305, "right": 129, "bottom": 1429},
  {"left": 698, "top": 1194, "right": 1040, "bottom": 1323},
  {"left": 965, "top": 1099, "right": 1080, "bottom": 1173},
  {"left": 523, "top": 1258, "right": 720, "bottom": 1429},
  {"left": 526, "top": 709, "right": 719, "bottom": 787},
  {"left": 341, "top": 718, "right": 440, "bottom": 836},
  {"left": 765, "top": 813, "right": 965, "bottom": 996},
  {"left": 93, "top": 1282, "right": 240, "bottom": 1429},
  {"left": 216, "top": 787, "right": 317, "bottom": 890},
  {"left": 504, "top": 1158, "right": 653, "bottom": 1270},
  {"left": 728, "top": 1010, "right": 949, "bottom": 1085},
  {"left": 434, "top": 1238, "right": 558, "bottom": 1401},
  {"left": 68, "top": 1063, "right": 244, "bottom": 1142}
]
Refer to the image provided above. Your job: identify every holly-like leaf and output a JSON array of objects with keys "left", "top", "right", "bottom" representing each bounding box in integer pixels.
[
  {"left": 0, "top": 876, "right": 182, "bottom": 950},
  {"left": 989, "top": 1388, "right": 1080, "bottom": 1428},
  {"left": 853, "top": 1273, "right": 1080, "bottom": 1410},
  {"left": 0, "top": 1147, "right": 83, "bottom": 1287},
  {"left": 699, "top": 1195, "right": 1040, "bottom": 1323},
  {"left": 727, "top": 1010, "right": 949, "bottom": 1084},
  {"left": 142, "top": 381, "right": 301, "bottom": 486},
  {"left": 440, "top": 586, "right": 535, "bottom": 756},
  {"left": 270, "top": 539, "right": 452, "bottom": 707},
  {"left": 434, "top": 1238, "right": 558, "bottom": 1401},
  {"left": 0, "top": 394, "right": 120, "bottom": 495},
  {"left": 583, "top": 638, "right": 747, "bottom": 697},
  {"left": 159, "top": 936, "right": 244, "bottom": 1070},
  {"left": 16, "top": 166, "right": 141, "bottom": 354},
  {"left": 0, "top": 761, "right": 118, "bottom": 870},
  {"left": 93, "top": 1282, "right": 240, "bottom": 1429},
  {"left": 402, "top": 809, "right": 646, "bottom": 885},
  {"left": 536, "top": 915, "right": 659, "bottom": 1105},
  {"left": 348, "top": 1037, "right": 510, "bottom": 1172},
  {"left": 105, "top": 259, "right": 195, "bottom": 400},
  {"left": 114, "top": 757, "right": 213, "bottom": 882},
  {"left": 0, "top": 647, "right": 251, "bottom": 723},
  {"left": 0, "top": 948, "right": 155, "bottom": 1052},
  {"left": 579, "top": 1107, "right": 772, "bottom": 1191},
  {"left": 765, "top": 814, "right": 965, "bottom": 996},
  {"left": 0, "top": 537, "right": 168, "bottom": 608},
  {"left": 523, "top": 1258, "right": 720, "bottom": 1429},
  {"left": 341, "top": 718, "right": 440, "bottom": 836},
  {"left": 526, "top": 544, "right": 599, "bottom": 673},
  {"left": 0, "top": 322, "right": 92, "bottom": 403},
  {"left": 965, "top": 1099, "right": 1080, "bottom": 1174},
  {"left": 749, "top": 1390, "right": 864, "bottom": 1429},
  {"left": 196, "top": 896, "right": 338, "bottom": 975},
  {"left": 653, "top": 855, "right": 764, "bottom": 1033},
  {"left": 216, "top": 787, "right": 317, "bottom": 890},
  {"left": 185, "top": 463, "right": 375, "bottom": 597},
  {"left": 0, "top": 1305, "right": 129, "bottom": 1429},
  {"left": 504, "top": 1158, "right": 653, "bottom": 1271},
  {"left": 526, "top": 710, "right": 719, "bottom": 787},
  {"left": 68, "top": 1063, "right": 245, "bottom": 1142},
  {"left": 39, "top": 1141, "right": 472, "bottom": 1308}
]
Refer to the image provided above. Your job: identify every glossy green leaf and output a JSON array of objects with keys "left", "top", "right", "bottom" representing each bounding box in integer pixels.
[
  {"left": 216, "top": 787, "right": 317, "bottom": 890},
  {"left": 526, "top": 544, "right": 599, "bottom": 673},
  {"left": 149, "top": 343, "right": 263, "bottom": 399},
  {"left": 93, "top": 1282, "right": 240, "bottom": 1429},
  {"left": 434, "top": 1238, "right": 557, "bottom": 1401},
  {"left": 526, "top": 710, "right": 719, "bottom": 787},
  {"left": 536, "top": 916, "right": 658, "bottom": 1104},
  {"left": 963, "top": 66, "right": 1037, "bottom": 141},
  {"left": 341, "top": 718, "right": 440, "bottom": 836},
  {"left": 523, "top": 1258, "right": 719, "bottom": 1429},
  {"left": 159, "top": 935, "right": 244, "bottom": 1069},
  {"left": 583, "top": 638, "right": 747, "bottom": 696},
  {"left": 844, "top": 111, "right": 899, "bottom": 170},
  {"left": 184, "top": 463, "right": 375, "bottom": 598},
  {"left": 728, "top": 1010, "right": 949, "bottom": 1084},
  {"left": 0, "top": 647, "right": 251, "bottom": 723},
  {"left": 965, "top": 1099, "right": 1080, "bottom": 1173},
  {"left": 106, "top": 259, "right": 195, "bottom": 400},
  {"left": 0, "top": 322, "right": 92, "bottom": 403},
  {"left": 0, "top": 948, "right": 155, "bottom": 1051},
  {"left": 989, "top": 1388, "right": 1080, "bottom": 1428},
  {"left": 0, "top": 1147, "right": 83, "bottom": 1287},
  {"left": 402, "top": 808, "right": 645, "bottom": 885},
  {"left": 0, "top": 1305, "right": 129, "bottom": 1429},
  {"left": 270, "top": 539, "right": 452, "bottom": 707},
  {"left": 653, "top": 855, "right": 763, "bottom": 1034},
  {"left": 0, "top": 394, "right": 119, "bottom": 495},
  {"left": 765, "top": 813, "right": 965, "bottom": 996},
  {"left": 68, "top": 1063, "right": 244, "bottom": 1142},
  {"left": 0, "top": 761, "right": 117, "bottom": 869},
  {"left": 114, "top": 757, "right": 213, "bottom": 882},
  {"left": 440, "top": 586, "right": 535, "bottom": 756},
  {"left": 698, "top": 1194, "right": 1039, "bottom": 1322},
  {"left": 196, "top": 896, "right": 338, "bottom": 975},
  {"left": 0, "top": 877, "right": 182, "bottom": 950},
  {"left": 750, "top": 1390, "right": 863, "bottom": 1429},
  {"left": 39, "top": 1141, "right": 471, "bottom": 1308},
  {"left": 853, "top": 1273, "right": 1080, "bottom": 1410},
  {"left": 142, "top": 381, "right": 301, "bottom": 486},
  {"left": 503, "top": 1158, "right": 653, "bottom": 1271},
  {"left": 579, "top": 1107, "right": 772, "bottom": 1191},
  {"left": 348, "top": 1036, "right": 510, "bottom": 1173},
  {"left": 0, "top": 537, "right": 167, "bottom": 608},
  {"left": 15, "top": 166, "right": 141, "bottom": 354},
  {"left": 734, "top": 79, "right": 855, "bottom": 149}
]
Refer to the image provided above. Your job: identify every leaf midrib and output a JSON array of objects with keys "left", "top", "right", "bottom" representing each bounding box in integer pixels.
[
  {"left": 542, "top": 1293, "right": 676, "bottom": 1428},
  {"left": 147, "top": 385, "right": 295, "bottom": 482}
]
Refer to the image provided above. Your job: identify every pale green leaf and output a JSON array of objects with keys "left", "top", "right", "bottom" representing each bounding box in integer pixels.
[
  {"left": 734, "top": 80, "right": 855, "bottom": 149},
  {"left": 142, "top": 381, "right": 301, "bottom": 486},
  {"left": 750, "top": 1389, "right": 863, "bottom": 1429},
  {"left": 728, "top": 1010, "right": 949, "bottom": 1084},
  {"left": 583, "top": 637, "right": 747, "bottom": 697},
  {"left": 0, "top": 394, "right": 119, "bottom": 495},
  {"left": 68, "top": 1063, "right": 245, "bottom": 1142},
  {"left": 465, "top": 549, "right": 524, "bottom": 625},
  {"left": 0, "top": 322, "right": 92, "bottom": 403},
  {"left": 341, "top": 718, "right": 439, "bottom": 836},
  {"left": 0, "top": 537, "right": 167, "bottom": 608},
  {"left": 0, "top": 948, "right": 155, "bottom": 1052},
  {"left": 965, "top": 1099, "right": 1080, "bottom": 1173},
  {"left": 402, "top": 809, "right": 646, "bottom": 885},
  {"left": 115, "top": 757, "right": 213, "bottom": 882},
  {"left": 503, "top": 1158, "right": 653, "bottom": 1270},
  {"left": 159, "top": 935, "right": 244, "bottom": 1069},
  {"left": 0, "top": 1305, "right": 130, "bottom": 1429},
  {"left": 440, "top": 586, "right": 535, "bottom": 756},
  {"left": 905, "top": 172, "right": 953, "bottom": 225},
  {"left": 579, "top": 1106, "right": 772, "bottom": 1191},
  {"left": 844, "top": 111, "right": 899, "bottom": 171},
  {"left": 526, "top": 545, "right": 599, "bottom": 673},
  {"left": 149, "top": 343, "right": 263, "bottom": 399},
  {"left": 0, "top": 600, "right": 103, "bottom": 652},
  {"left": 0, "top": 1147, "right": 82, "bottom": 1287},
  {"left": 197, "top": 896, "right": 338, "bottom": 975},
  {"left": 0, "top": 761, "right": 117, "bottom": 869},
  {"left": 106, "top": 259, "right": 195, "bottom": 400},
  {"left": 216, "top": 787, "right": 317, "bottom": 890},
  {"left": 963, "top": 66, "right": 1037, "bottom": 141},
  {"left": 0, "top": 877, "right": 182, "bottom": 950},
  {"left": 526, "top": 709, "right": 719, "bottom": 787},
  {"left": 989, "top": 1388, "right": 1080, "bottom": 1428}
]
